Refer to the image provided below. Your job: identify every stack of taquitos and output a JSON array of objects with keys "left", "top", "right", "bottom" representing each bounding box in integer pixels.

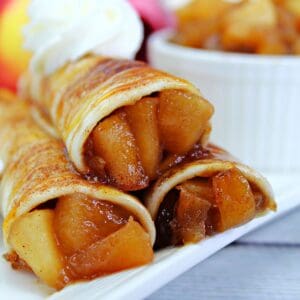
[
  {"left": 21, "top": 56, "right": 276, "bottom": 247},
  {"left": 0, "top": 90, "right": 155, "bottom": 289}
]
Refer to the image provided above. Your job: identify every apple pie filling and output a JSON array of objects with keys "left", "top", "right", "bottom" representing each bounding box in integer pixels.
[
  {"left": 155, "top": 168, "right": 268, "bottom": 249},
  {"left": 84, "top": 89, "right": 213, "bottom": 191},
  {"left": 6, "top": 193, "right": 153, "bottom": 289}
]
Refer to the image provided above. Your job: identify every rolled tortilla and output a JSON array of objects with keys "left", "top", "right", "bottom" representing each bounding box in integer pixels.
[
  {"left": 145, "top": 145, "right": 276, "bottom": 248},
  {"left": 0, "top": 90, "right": 49, "bottom": 178},
  {"left": 20, "top": 56, "right": 214, "bottom": 191},
  {"left": 0, "top": 91, "right": 155, "bottom": 289}
]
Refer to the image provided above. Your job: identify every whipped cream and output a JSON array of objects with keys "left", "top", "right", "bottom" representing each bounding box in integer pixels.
[{"left": 23, "top": 0, "right": 143, "bottom": 76}]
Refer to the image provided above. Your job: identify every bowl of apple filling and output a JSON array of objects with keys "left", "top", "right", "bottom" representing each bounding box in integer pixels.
[{"left": 148, "top": 0, "right": 300, "bottom": 172}]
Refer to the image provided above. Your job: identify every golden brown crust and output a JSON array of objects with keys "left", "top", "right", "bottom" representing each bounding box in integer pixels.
[{"left": 0, "top": 91, "right": 49, "bottom": 178}]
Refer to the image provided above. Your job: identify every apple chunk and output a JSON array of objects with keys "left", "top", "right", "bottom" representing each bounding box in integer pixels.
[
  {"left": 92, "top": 112, "right": 148, "bottom": 191},
  {"left": 285, "top": 0, "right": 300, "bottom": 18},
  {"left": 175, "top": 181, "right": 212, "bottom": 244},
  {"left": 158, "top": 89, "right": 213, "bottom": 154},
  {"left": 212, "top": 168, "right": 256, "bottom": 232},
  {"left": 8, "top": 209, "right": 64, "bottom": 289},
  {"left": 177, "top": 178, "right": 215, "bottom": 203},
  {"left": 221, "top": 0, "right": 276, "bottom": 51},
  {"left": 125, "top": 97, "right": 161, "bottom": 180},
  {"left": 54, "top": 193, "right": 130, "bottom": 256},
  {"left": 68, "top": 218, "right": 153, "bottom": 278}
]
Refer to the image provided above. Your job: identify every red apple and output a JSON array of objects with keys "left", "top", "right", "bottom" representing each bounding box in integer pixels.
[{"left": 0, "top": 0, "right": 31, "bottom": 91}]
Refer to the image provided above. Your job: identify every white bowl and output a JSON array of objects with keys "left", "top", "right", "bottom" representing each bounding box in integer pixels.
[{"left": 148, "top": 30, "right": 300, "bottom": 172}]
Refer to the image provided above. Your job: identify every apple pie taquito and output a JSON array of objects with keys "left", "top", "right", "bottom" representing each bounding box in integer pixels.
[
  {"left": 0, "top": 90, "right": 155, "bottom": 289},
  {"left": 20, "top": 56, "right": 214, "bottom": 192},
  {"left": 145, "top": 145, "right": 276, "bottom": 248}
]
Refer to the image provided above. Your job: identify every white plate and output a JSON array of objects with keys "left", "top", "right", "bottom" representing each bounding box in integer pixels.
[{"left": 1, "top": 173, "right": 300, "bottom": 300}]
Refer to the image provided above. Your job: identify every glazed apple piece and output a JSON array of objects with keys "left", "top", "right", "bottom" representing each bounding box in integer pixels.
[
  {"left": 158, "top": 153, "right": 185, "bottom": 175},
  {"left": 257, "top": 33, "right": 287, "bottom": 55},
  {"left": 177, "top": 178, "right": 215, "bottom": 203},
  {"left": 212, "top": 168, "right": 256, "bottom": 232},
  {"left": 221, "top": 0, "right": 277, "bottom": 52},
  {"left": 174, "top": 0, "right": 234, "bottom": 48},
  {"left": 68, "top": 218, "right": 153, "bottom": 278},
  {"left": 92, "top": 112, "right": 148, "bottom": 191},
  {"left": 158, "top": 89, "right": 213, "bottom": 154},
  {"left": 260, "top": 5, "right": 298, "bottom": 55},
  {"left": 8, "top": 209, "right": 64, "bottom": 289},
  {"left": 285, "top": 0, "right": 300, "bottom": 18},
  {"left": 175, "top": 182, "right": 212, "bottom": 244},
  {"left": 176, "top": 0, "right": 232, "bottom": 23},
  {"left": 54, "top": 193, "right": 130, "bottom": 256},
  {"left": 293, "top": 37, "right": 300, "bottom": 54},
  {"left": 125, "top": 97, "right": 161, "bottom": 180}
]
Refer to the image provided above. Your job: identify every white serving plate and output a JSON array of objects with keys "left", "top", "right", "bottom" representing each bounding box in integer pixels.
[{"left": 1, "top": 173, "right": 300, "bottom": 300}]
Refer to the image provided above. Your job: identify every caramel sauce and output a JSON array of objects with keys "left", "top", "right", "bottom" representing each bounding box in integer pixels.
[
  {"left": 158, "top": 143, "right": 213, "bottom": 176},
  {"left": 84, "top": 137, "right": 111, "bottom": 185},
  {"left": 4, "top": 251, "right": 32, "bottom": 272},
  {"left": 155, "top": 189, "right": 180, "bottom": 249}
]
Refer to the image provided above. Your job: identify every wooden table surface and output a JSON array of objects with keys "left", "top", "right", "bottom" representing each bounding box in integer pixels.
[{"left": 148, "top": 205, "right": 300, "bottom": 300}]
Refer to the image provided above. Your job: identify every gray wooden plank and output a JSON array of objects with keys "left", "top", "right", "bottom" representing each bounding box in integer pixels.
[
  {"left": 239, "top": 206, "right": 300, "bottom": 245},
  {"left": 148, "top": 244, "right": 300, "bottom": 300}
]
